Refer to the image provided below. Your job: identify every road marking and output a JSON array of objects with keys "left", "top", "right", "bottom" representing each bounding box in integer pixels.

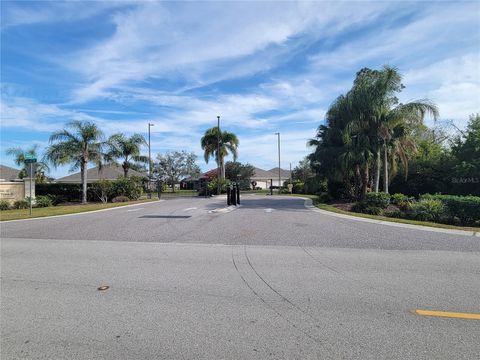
[
  {"left": 264, "top": 208, "right": 274, "bottom": 213},
  {"left": 415, "top": 309, "right": 480, "bottom": 320},
  {"left": 184, "top": 207, "right": 197, "bottom": 211},
  {"left": 127, "top": 208, "right": 144, "bottom": 212}
]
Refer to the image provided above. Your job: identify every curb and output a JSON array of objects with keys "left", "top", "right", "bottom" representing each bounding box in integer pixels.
[
  {"left": 1, "top": 200, "right": 164, "bottom": 223},
  {"left": 302, "top": 198, "right": 479, "bottom": 237}
]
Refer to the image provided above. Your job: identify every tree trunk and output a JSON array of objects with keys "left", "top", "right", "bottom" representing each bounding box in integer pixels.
[
  {"left": 361, "top": 166, "right": 369, "bottom": 198},
  {"left": 354, "top": 164, "right": 361, "bottom": 200},
  {"left": 383, "top": 141, "right": 389, "bottom": 194},
  {"left": 220, "top": 158, "right": 225, "bottom": 180},
  {"left": 373, "top": 149, "right": 380, "bottom": 192},
  {"left": 81, "top": 159, "right": 88, "bottom": 204},
  {"left": 123, "top": 162, "right": 128, "bottom": 178}
]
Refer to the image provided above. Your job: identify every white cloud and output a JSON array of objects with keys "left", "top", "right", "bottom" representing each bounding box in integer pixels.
[
  {"left": 67, "top": 1, "right": 392, "bottom": 103},
  {"left": 1, "top": 1, "right": 133, "bottom": 28},
  {"left": 0, "top": 97, "right": 99, "bottom": 132},
  {"left": 401, "top": 53, "right": 480, "bottom": 125}
]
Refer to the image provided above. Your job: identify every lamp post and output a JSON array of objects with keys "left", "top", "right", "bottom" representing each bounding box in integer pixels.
[
  {"left": 217, "top": 115, "right": 221, "bottom": 195},
  {"left": 275, "top": 132, "right": 281, "bottom": 194},
  {"left": 148, "top": 123, "right": 154, "bottom": 198}
]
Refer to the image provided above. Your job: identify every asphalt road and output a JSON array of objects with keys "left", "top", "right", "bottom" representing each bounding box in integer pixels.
[{"left": 1, "top": 195, "right": 479, "bottom": 359}]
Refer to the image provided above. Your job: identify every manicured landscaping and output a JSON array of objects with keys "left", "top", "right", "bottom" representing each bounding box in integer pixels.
[
  {"left": 0, "top": 199, "right": 158, "bottom": 221},
  {"left": 315, "top": 202, "right": 480, "bottom": 233}
]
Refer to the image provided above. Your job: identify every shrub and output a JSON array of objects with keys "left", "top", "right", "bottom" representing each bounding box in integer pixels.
[
  {"left": 110, "top": 177, "right": 143, "bottom": 200},
  {"left": 34, "top": 195, "right": 53, "bottom": 208},
  {"left": 91, "top": 179, "right": 113, "bottom": 203},
  {"left": 391, "top": 193, "right": 408, "bottom": 205},
  {"left": 365, "top": 192, "right": 390, "bottom": 209},
  {"left": 351, "top": 201, "right": 383, "bottom": 215},
  {"left": 36, "top": 183, "right": 83, "bottom": 202},
  {"left": 47, "top": 195, "right": 68, "bottom": 205},
  {"left": 421, "top": 194, "right": 480, "bottom": 226},
  {"left": 207, "top": 179, "right": 230, "bottom": 195},
  {"left": 111, "top": 195, "right": 130, "bottom": 203},
  {"left": 0, "top": 200, "right": 10, "bottom": 210},
  {"left": 408, "top": 199, "right": 447, "bottom": 222},
  {"left": 13, "top": 199, "right": 30, "bottom": 209},
  {"left": 318, "top": 192, "right": 332, "bottom": 203},
  {"left": 390, "top": 193, "right": 414, "bottom": 211}
]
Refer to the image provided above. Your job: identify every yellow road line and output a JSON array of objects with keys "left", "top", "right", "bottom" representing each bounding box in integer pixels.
[{"left": 415, "top": 309, "right": 480, "bottom": 320}]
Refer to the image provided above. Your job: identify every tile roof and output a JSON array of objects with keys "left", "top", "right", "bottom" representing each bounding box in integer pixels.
[
  {"left": 56, "top": 164, "right": 146, "bottom": 183},
  {"left": 0, "top": 164, "right": 21, "bottom": 181}
]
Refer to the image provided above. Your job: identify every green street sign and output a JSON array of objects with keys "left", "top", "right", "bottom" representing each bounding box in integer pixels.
[
  {"left": 25, "top": 153, "right": 35, "bottom": 160},
  {"left": 25, "top": 157, "right": 37, "bottom": 164}
]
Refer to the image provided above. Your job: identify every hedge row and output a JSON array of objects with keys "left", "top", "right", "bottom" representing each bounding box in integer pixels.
[
  {"left": 350, "top": 192, "right": 480, "bottom": 226},
  {"left": 35, "top": 177, "right": 144, "bottom": 203},
  {"left": 420, "top": 194, "right": 480, "bottom": 226}
]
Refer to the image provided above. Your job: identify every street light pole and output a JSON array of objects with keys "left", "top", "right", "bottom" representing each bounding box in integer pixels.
[
  {"left": 148, "top": 123, "right": 154, "bottom": 198},
  {"left": 275, "top": 132, "right": 281, "bottom": 194},
  {"left": 217, "top": 115, "right": 221, "bottom": 195}
]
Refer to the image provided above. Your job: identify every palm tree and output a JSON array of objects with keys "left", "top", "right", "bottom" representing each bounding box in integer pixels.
[
  {"left": 6, "top": 144, "right": 50, "bottom": 182},
  {"left": 348, "top": 66, "right": 438, "bottom": 193},
  {"left": 45, "top": 120, "right": 104, "bottom": 203},
  {"left": 201, "top": 127, "right": 239, "bottom": 179},
  {"left": 105, "top": 133, "right": 148, "bottom": 177},
  {"left": 379, "top": 101, "right": 439, "bottom": 193}
]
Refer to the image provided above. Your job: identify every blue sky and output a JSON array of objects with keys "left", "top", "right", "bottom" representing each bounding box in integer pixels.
[{"left": 1, "top": 0, "right": 479, "bottom": 178}]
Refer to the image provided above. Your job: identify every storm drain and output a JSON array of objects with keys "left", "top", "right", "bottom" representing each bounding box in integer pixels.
[{"left": 139, "top": 215, "right": 191, "bottom": 219}]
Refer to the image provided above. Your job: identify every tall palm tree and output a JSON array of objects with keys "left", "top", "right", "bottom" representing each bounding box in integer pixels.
[
  {"left": 6, "top": 144, "right": 50, "bottom": 182},
  {"left": 105, "top": 133, "right": 148, "bottom": 177},
  {"left": 201, "top": 128, "right": 239, "bottom": 179},
  {"left": 379, "top": 101, "right": 439, "bottom": 193},
  {"left": 348, "top": 66, "right": 438, "bottom": 193},
  {"left": 45, "top": 120, "right": 104, "bottom": 203}
]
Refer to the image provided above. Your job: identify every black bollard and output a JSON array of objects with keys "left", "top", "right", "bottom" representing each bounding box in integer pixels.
[
  {"left": 227, "top": 186, "right": 231, "bottom": 206},
  {"left": 236, "top": 184, "right": 240, "bottom": 205},
  {"left": 231, "top": 185, "right": 237, "bottom": 206}
]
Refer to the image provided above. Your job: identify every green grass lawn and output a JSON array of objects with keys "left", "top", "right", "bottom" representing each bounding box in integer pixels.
[{"left": 0, "top": 199, "right": 158, "bottom": 221}]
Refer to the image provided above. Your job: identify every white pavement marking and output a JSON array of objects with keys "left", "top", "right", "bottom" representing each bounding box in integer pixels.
[
  {"left": 301, "top": 198, "right": 479, "bottom": 237},
  {"left": 208, "top": 205, "right": 241, "bottom": 214},
  {"left": 127, "top": 208, "right": 144, "bottom": 212},
  {"left": 184, "top": 207, "right": 198, "bottom": 211},
  {"left": 264, "top": 208, "right": 274, "bottom": 213}
]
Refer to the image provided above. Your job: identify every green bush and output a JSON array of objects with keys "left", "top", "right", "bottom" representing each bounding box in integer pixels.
[
  {"left": 111, "top": 195, "right": 130, "bottom": 203},
  {"left": 365, "top": 192, "right": 390, "bottom": 209},
  {"left": 34, "top": 195, "right": 53, "bottom": 208},
  {"left": 408, "top": 199, "right": 447, "bottom": 222},
  {"left": 318, "top": 192, "right": 332, "bottom": 203},
  {"left": 391, "top": 193, "right": 407, "bottom": 205},
  {"left": 207, "top": 179, "right": 230, "bottom": 195},
  {"left": 110, "top": 177, "right": 143, "bottom": 200},
  {"left": 36, "top": 183, "right": 83, "bottom": 202},
  {"left": 47, "top": 195, "right": 68, "bottom": 205},
  {"left": 391, "top": 193, "right": 413, "bottom": 211},
  {"left": 421, "top": 194, "right": 480, "bottom": 226},
  {"left": 0, "top": 200, "right": 10, "bottom": 210},
  {"left": 13, "top": 199, "right": 30, "bottom": 209},
  {"left": 91, "top": 179, "right": 113, "bottom": 203},
  {"left": 351, "top": 202, "right": 383, "bottom": 215}
]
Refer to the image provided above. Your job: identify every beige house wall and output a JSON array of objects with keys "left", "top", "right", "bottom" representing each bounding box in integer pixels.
[{"left": 0, "top": 182, "right": 25, "bottom": 205}]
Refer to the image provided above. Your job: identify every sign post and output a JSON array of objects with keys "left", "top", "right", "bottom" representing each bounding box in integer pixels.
[{"left": 24, "top": 154, "right": 37, "bottom": 216}]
